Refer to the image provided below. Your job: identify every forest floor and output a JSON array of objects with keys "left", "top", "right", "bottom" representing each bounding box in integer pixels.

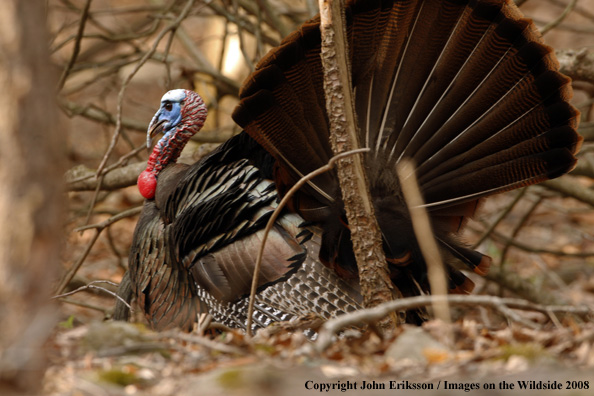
[{"left": 44, "top": 192, "right": 594, "bottom": 396}]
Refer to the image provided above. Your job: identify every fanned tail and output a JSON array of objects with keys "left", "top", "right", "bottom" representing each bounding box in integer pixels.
[{"left": 232, "top": 0, "right": 581, "bottom": 300}]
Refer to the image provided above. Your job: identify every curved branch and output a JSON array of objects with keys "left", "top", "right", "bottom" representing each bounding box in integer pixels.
[
  {"left": 315, "top": 294, "right": 592, "bottom": 352},
  {"left": 245, "top": 148, "right": 369, "bottom": 336}
]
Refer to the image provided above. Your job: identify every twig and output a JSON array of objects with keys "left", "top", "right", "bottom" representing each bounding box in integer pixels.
[
  {"left": 397, "top": 159, "right": 451, "bottom": 323},
  {"left": 59, "top": 99, "right": 147, "bottom": 131},
  {"left": 174, "top": 26, "right": 241, "bottom": 97},
  {"left": 88, "top": 5, "right": 165, "bottom": 15},
  {"left": 255, "top": 0, "right": 291, "bottom": 37},
  {"left": 55, "top": 229, "right": 101, "bottom": 296},
  {"left": 236, "top": 0, "right": 265, "bottom": 57},
  {"left": 484, "top": 262, "right": 560, "bottom": 305},
  {"left": 315, "top": 295, "right": 592, "bottom": 352},
  {"left": 167, "top": 332, "right": 247, "bottom": 356},
  {"left": 245, "top": 148, "right": 369, "bottom": 337},
  {"left": 74, "top": 206, "right": 142, "bottom": 233},
  {"left": 540, "top": 0, "right": 577, "bottom": 35},
  {"left": 547, "top": 0, "right": 594, "bottom": 23},
  {"left": 473, "top": 225, "right": 594, "bottom": 258},
  {"left": 497, "top": 195, "right": 543, "bottom": 295},
  {"left": 217, "top": 20, "right": 230, "bottom": 73},
  {"left": 233, "top": 0, "right": 255, "bottom": 72},
  {"left": 53, "top": 280, "right": 132, "bottom": 312},
  {"left": 206, "top": 1, "right": 280, "bottom": 47},
  {"left": 52, "top": 26, "right": 159, "bottom": 53},
  {"left": 84, "top": 173, "right": 105, "bottom": 226},
  {"left": 162, "top": 20, "right": 177, "bottom": 90},
  {"left": 55, "top": 207, "right": 143, "bottom": 295},
  {"left": 106, "top": 226, "right": 126, "bottom": 270},
  {"left": 57, "top": 0, "right": 92, "bottom": 90},
  {"left": 59, "top": 297, "right": 114, "bottom": 315},
  {"left": 472, "top": 188, "right": 528, "bottom": 249}
]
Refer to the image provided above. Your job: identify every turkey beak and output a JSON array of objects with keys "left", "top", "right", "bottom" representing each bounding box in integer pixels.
[{"left": 147, "top": 118, "right": 166, "bottom": 151}]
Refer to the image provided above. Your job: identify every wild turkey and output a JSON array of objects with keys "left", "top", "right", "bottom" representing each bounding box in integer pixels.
[
  {"left": 116, "top": 93, "right": 363, "bottom": 331},
  {"left": 115, "top": 0, "right": 581, "bottom": 331}
]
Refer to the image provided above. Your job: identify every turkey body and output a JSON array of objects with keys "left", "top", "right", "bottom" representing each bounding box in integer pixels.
[
  {"left": 119, "top": 132, "right": 362, "bottom": 331},
  {"left": 116, "top": 0, "right": 581, "bottom": 332}
]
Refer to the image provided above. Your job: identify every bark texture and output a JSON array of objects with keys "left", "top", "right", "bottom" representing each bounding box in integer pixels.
[
  {"left": 318, "top": 0, "right": 398, "bottom": 330},
  {"left": 0, "top": 1, "right": 65, "bottom": 393}
]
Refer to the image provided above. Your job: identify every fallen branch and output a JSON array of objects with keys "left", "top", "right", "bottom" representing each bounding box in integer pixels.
[
  {"left": 167, "top": 332, "right": 247, "bottom": 356},
  {"left": 556, "top": 48, "right": 594, "bottom": 84},
  {"left": 315, "top": 294, "right": 592, "bottom": 352}
]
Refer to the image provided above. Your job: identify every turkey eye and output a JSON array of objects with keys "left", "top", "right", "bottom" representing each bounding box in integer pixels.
[{"left": 164, "top": 102, "right": 173, "bottom": 111}]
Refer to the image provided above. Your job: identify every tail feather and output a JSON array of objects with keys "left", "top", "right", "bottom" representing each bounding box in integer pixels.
[
  {"left": 376, "top": 0, "right": 469, "bottom": 159},
  {"left": 232, "top": 0, "right": 581, "bottom": 301},
  {"left": 234, "top": 23, "right": 338, "bottom": 206},
  {"left": 432, "top": 199, "right": 482, "bottom": 233},
  {"left": 423, "top": 148, "right": 577, "bottom": 208},
  {"left": 352, "top": 0, "right": 422, "bottom": 149},
  {"left": 448, "top": 268, "right": 476, "bottom": 295},
  {"left": 392, "top": 35, "right": 567, "bottom": 168},
  {"left": 236, "top": 91, "right": 335, "bottom": 205},
  {"left": 417, "top": 102, "right": 580, "bottom": 184},
  {"left": 383, "top": 0, "right": 506, "bottom": 161}
]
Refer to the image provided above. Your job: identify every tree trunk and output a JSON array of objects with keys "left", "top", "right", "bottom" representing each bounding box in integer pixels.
[
  {"left": 318, "top": 0, "right": 399, "bottom": 331},
  {"left": 0, "top": 1, "right": 65, "bottom": 394}
]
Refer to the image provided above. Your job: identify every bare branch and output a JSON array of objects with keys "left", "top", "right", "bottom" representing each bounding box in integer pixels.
[
  {"left": 316, "top": 295, "right": 592, "bottom": 352},
  {"left": 540, "top": 0, "right": 577, "bottom": 35},
  {"left": 57, "top": 0, "right": 92, "bottom": 90},
  {"left": 66, "top": 162, "right": 145, "bottom": 192},
  {"left": 474, "top": 225, "right": 594, "bottom": 258},
  {"left": 397, "top": 159, "right": 451, "bottom": 323},
  {"left": 53, "top": 280, "right": 132, "bottom": 313},
  {"left": 496, "top": 195, "right": 543, "bottom": 294},
  {"left": 556, "top": 48, "right": 594, "bottom": 85},
  {"left": 55, "top": 207, "right": 142, "bottom": 295},
  {"left": 542, "top": 177, "right": 594, "bottom": 207},
  {"left": 96, "top": 0, "right": 197, "bottom": 177},
  {"left": 207, "top": 1, "right": 280, "bottom": 47},
  {"left": 472, "top": 188, "right": 528, "bottom": 249}
]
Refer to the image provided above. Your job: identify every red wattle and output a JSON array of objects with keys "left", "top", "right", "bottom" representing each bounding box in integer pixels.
[{"left": 138, "top": 170, "right": 157, "bottom": 199}]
